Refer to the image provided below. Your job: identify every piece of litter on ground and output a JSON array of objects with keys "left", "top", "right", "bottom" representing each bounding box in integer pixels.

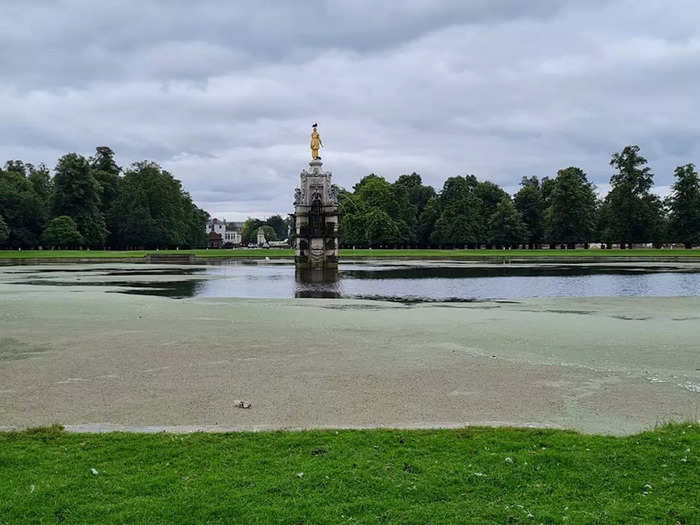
[
  {"left": 233, "top": 400, "right": 251, "bottom": 409},
  {"left": 90, "top": 468, "right": 98, "bottom": 475},
  {"left": 473, "top": 472, "right": 486, "bottom": 477},
  {"left": 29, "top": 484, "right": 35, "bottom": 493},
  {"left": 505, "top": 457, "right": 513, "bottom": 464},
  {"left": 296, "top": 472, "right": 304, "bottom": 478}
]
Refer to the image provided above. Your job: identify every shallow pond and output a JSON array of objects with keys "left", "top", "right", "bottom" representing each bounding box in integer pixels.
[{"left": 4, "top": 261, "right": 700, "bottom": 302}]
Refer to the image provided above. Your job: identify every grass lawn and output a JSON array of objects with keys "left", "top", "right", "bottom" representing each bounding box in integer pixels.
[
  {"left": 1, "top": 424, "right": 697, "bottom": 523},
  {"left": 1, "top": 248, "right": 699, "bottom": 260}
]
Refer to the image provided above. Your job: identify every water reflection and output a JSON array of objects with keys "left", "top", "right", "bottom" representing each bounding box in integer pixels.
[
  {"left": 114, "top": 279, "right": 206, "bottom": 299},
  {"left": 7, "top": 262, "right": 700, "bottom": 301},
  {"left": 294, "top": 268, "right": 341, "bottom": 298}
]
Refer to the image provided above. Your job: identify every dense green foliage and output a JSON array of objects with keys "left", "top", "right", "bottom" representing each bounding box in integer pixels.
[
  {"left": 52, "top": 153, "right": 108, "bottom": 247},
  {"left": 0, "top": 162, "right": 47, "bottom": 247},
  {"left": 488, "top": 196, "right": 528, "bottom": 246},
  {"left": 668, "top": 164, "right": 700, "bottom": 248},
  {"left": 545, "top": 167, "right": 597, "bottom": 247},
  {"left": 241, "top": 217, "right": 287, "bottom": 244},
  {"left": 0, "top": 148, "right": 208, "bottom": 249},
  {"left": 40, "top": 216, "right": 84, "bottom": 248},
  {"left": 0, "top": 214, "right": 7, "bottom": 243},
  {"left": 109, "top": 161, "right": 208, "bottom": 249},
  {"left": 513, "top": 176, "right": 545, "bottom": 248},
  {"left": 0, "top": 423, "right": 697, "bottom": 523},
  {"left": 336, "top": 146, "right": 698, "bottom": 248},
  {"left": 2, "top": 144, "right": 699, "bottom": 250},
  {"left": 264, "top": 214, "right": 289, "bottom": 240},
  {"left": 599, "top": 146, "right": 665, "bottom": 248}
]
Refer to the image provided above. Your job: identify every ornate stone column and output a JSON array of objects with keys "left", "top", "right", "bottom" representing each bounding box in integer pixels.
[{"left": 292, "top": 159, "right": 339, "bottom": 269}]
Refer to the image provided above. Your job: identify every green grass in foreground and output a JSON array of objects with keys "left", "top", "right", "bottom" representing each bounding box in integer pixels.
[
  {"left": 1, "top": 248, "right": 699, "bottom": 259},
  {"left": 1, "top": 424, "right": 697, "bottom": 523}
]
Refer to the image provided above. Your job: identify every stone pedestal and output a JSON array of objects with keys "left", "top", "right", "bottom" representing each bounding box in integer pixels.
[{"left": 292, "top": 159, "right": 339, "bottom": 269}]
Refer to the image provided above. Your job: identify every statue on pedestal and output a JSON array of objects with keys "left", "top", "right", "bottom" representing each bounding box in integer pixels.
[
  {"left": 310, "top": 123, "right": 323, "bottom": 160},
  {"left": 294, "top": 123, "right": 338, "bottom": 270}
]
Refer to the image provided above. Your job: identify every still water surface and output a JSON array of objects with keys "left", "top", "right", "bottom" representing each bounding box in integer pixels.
[{"left": 9, "top": 261, "right": 700, "bottom": 302}]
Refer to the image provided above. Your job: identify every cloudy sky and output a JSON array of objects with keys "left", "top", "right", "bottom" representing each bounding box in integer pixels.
[{"left": 2, "top": 1, "right": 699, "bottom": 220}]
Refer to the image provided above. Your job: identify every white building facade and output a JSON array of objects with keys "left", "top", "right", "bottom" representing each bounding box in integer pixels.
[{"left": 205, "top": 218, "right": 242, "bottom": 248}]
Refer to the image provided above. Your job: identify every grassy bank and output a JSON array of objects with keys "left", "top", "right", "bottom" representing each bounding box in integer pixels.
[
  {"left": 0, "top": 249, "right": 291, "bottom": 259},
  {"left": 1, "top": 248, "right": 699, "bottom": 260},
  {"left": 1, "top": 424, "right": 697, "bottom": 523}
]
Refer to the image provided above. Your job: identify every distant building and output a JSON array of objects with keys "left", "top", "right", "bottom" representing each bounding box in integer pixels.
[{"left": 205, "top": 218, "right": 242, "bottom": 248}]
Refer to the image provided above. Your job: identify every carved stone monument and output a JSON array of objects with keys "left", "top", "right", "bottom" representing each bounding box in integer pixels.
[
  {"left": 256, "top": 226, "right": 267, "bottom": 247},
  {"left": 293, "top": 125, "right": 339, "bottom": 269}
]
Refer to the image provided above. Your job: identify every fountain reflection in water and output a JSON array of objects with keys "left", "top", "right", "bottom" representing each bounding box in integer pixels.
[
  {"left": 294, "top": 268, "right": 341, "bottom": 298},
  {"left": 8, "top": 263, "right": 700, "bottom": 301}
]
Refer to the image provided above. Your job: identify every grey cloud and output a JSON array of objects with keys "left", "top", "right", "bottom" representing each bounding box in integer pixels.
[
  {"left": 1, "top": 0, "right": 699, "bottom": 220},
  {"left": 3, "top": 0, "right": 609, "bottom": 87}
]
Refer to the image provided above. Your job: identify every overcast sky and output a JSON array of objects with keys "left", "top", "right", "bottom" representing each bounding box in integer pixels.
[{"left": 2, "top": 1, "right": 699, "bottom": 220}]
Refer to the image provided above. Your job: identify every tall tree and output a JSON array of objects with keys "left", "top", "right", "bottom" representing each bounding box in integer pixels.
[
  {"left": 417, "top": 196, "right": 441, "bottom": 247},
  {"left": 109, "top": 161, "right": 207, "bottom": 249},
  {"left": 41, "top": 216, "right": 84, "bottom": 248},
  {"left": 364, "top": 208, "right": 401, "bottom": 246},
  {"left": 265, "top": 215, "right": 288, "bottom": 240},
  {"left": 338, "top": 190, "right": 368, "bottom": 247},
  {"left": 338, "top": 174, "right": 410, "bottom": 247},
  {"left": 604, "top": 145, "right": 663, "bottom": 247},
  {"left": 475, "top": 181, "right": 509, "bottom": 245},
  {"left": 53, "top": 153, "right": 107, "bottom": 247},
  {"left": 668, "top": 163, "right": 700, "bottom": 248},
  {"left": 241, "top": 218, "right": 266, "bottom": 245},
  {"left": 394, "top": 173, "right": 436, "bottom": 245},
  {"left": 488, "top": 196, "right": 528, "bottom": 248},
  {"left": 27, "top": 163, "right": 53, "bottom": 206},
  {"left": 514, "top": 176, "right": 545, "bottom": 248},
  {"left": 0, "top": 163, "right": 47, "bottom": 247},
  {"left": 0, "top": 214, "right": 8, "bottom": 244},
  {"left": 184, "top": 200, "right": 209, "bottom": 249},
  {"left": 3, "top": 160, "right": 28, "bottom": 176},
  {"left": 260, "top": 225, "right": 278, "bottom": 242},
  {"left": 430, "top": 176, "right": 510, "bottom": 247},
  {"left": 545, "top": 167, "right": 597, "bottom": 247},
  {"left": 90, "top": 147, "right": 121, "bottom": 218},
  {"left": 395, "top": 173, "right": 435, "bottom": 213},
  {"left": 432, "top": 192, "right": 481, "bottom": 247},
  {"left": 432, "top": 175, "right": 479, "bottom": 247},
  {"left": 356, "top": 175, "right": 407, "bottom": 223}
]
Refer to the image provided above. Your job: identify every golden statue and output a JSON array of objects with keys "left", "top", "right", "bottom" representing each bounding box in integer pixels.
[{"left": 310, "top": 123, "right": 323, "bottom": 160}]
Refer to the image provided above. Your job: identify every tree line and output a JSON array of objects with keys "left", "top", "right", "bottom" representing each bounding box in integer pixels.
[
  {"left": 2, "top": 144, "right": 698, "bottom": 251},
  {"left": 240, "top": 216, "right": 291, "bottom": 245},
  {"left": 338, "top": 145, "right": 700, "bottom": 249},
  {"left": 0, "top": 147, "right": 208, "bottom": 249}
]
